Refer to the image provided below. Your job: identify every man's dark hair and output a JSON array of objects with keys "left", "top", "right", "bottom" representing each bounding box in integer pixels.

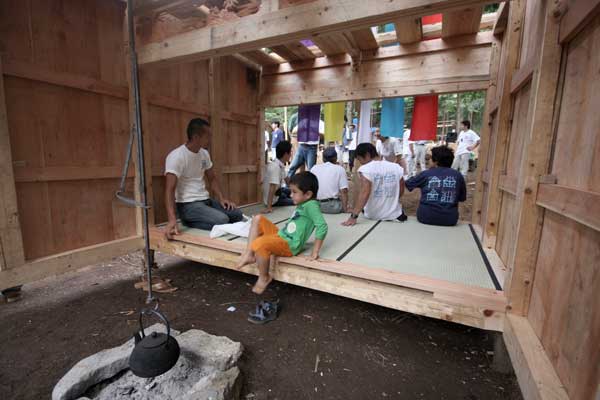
[
  {"left": 355, "top": 142, "right": 378, "bottom": 159},
  {"left": 275, "top": 140, "right": 292, "bottom": 159},
  {"left": 289, "top": 171, "right": 319, "bottom": 199},
  {"left": 272, "top": 120, "right": 281, "bottom": 128},
  {"left": 323, "top": 148, "right": 338, "bottom": 163},
  {"left": 431, "top": 146, "right": 455, "bottom": 168},
  {"left": 187, "top": 118, "right": 210, "bottom": 140},
  {"left": 461, "top": 120, "right": 471, "bottom": 129}
]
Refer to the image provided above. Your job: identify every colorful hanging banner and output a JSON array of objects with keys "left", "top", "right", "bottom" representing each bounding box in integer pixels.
[
  {"left": 380, "top": 97, "right": 405, "bottom": 138},
  {"left": 297, "top": 104, "right": 321, "bottom": 143},
  {"left": 410, "top": 95, "right": 438, "bottom": 141},
  {"left": 358, "top": 100, "right": 373, "bottom": 144},
  {"left": 323, "top": 102, "right": 345, "bottom": 144}
]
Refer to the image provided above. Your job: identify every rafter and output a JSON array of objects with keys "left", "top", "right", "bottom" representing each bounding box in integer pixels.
[
  {"left": 394, "top": 17, "right": 423, "bottom": 44},
  {"left": 442, "top": 6, "right": 484, "bottom": 37}
]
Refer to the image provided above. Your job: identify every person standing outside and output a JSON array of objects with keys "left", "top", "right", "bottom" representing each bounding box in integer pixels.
[
  {"left": 164, "top": 118, "right": 243, "bottom": 238},
  {"left": 342, "top": 143, "right": 407, "bottom": 226},
  {"left": 263, "top": 141, "right": 294, "bottom": 213},
  {"left": 310, "top": 147, "right": 349, "bottom": 214},
  {"left": 452, "top": 120, "right": 480, "bottom": 178},
  {"left": 270, "top": 121, "right": 284, "bottom": 161},
  {"left": 342, "top": 124, "right": 358, "bottom": 172},
  {"left": 401, "top": 128, "right": 415, "bottom": 178}
]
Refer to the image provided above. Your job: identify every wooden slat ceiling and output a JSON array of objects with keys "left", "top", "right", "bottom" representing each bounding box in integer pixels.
[
  {"left": 311, "top": 33, "right": 355, "bottom": 56},
  {"left": 270, "top": 42, "right": 317, "bottom": 61},
  {"left": 241, "top": 50, "right": 281, "bottom": 66}
]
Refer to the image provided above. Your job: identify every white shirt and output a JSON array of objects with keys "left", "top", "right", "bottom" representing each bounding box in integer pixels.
[
  {"left": 263, "top": 158, "right": 286, "bottom": 205},
  {"left": 358, "top": 160, "right": 404, "bottom": 220},
  {"left": 402, "top": 129, "right": 412, "bottom": 155},
  {"left": 376, "top": 138, "right": 402, "bottom": 162},
  {"left": 165, "top": 145, "right": 213, "bottom": 203},
  {"left": 455, "top": 129, "right": 480, "bottom": 156},
  {"left": 310, "top": 162, "right": 349, "bottom": 200}
]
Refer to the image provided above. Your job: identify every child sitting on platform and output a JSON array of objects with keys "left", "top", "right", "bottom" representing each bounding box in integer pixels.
[{"left": 236, "top": 172, "right": 328, "bottom": 295}]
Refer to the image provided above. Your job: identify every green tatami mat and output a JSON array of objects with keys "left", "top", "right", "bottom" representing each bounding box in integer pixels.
[{"left": 341, "top": 219, "right": 497, "bottom": 289}]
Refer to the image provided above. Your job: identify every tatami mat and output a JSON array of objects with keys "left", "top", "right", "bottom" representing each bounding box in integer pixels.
[{"left": 342, "top": 220, "right": 497, "bottom": 289}]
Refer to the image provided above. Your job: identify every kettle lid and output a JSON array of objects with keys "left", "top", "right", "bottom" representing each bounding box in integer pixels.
[{"left": 139, "top": 331, "right": 169, "bottom": 349}]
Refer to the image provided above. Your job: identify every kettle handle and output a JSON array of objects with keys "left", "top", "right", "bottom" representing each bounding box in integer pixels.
[{"left": 138, "top": 308, "right": 171, "bottom": 339}]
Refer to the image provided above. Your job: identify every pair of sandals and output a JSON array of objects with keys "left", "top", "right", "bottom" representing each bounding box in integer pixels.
[{"left": 248, "top": 300, "right": 280, "bottom": 324}]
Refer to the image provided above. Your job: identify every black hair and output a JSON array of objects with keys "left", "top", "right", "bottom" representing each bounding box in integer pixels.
[
  {"left": 461, "top": 120, "right": 471, "bottom": 129},
  {"left": 289, "top": 171, "right": 319, "bottom": 199},
  {"left": 323, "top": 151, "right": 337, "bottom": 163},
  {"left": 272, "top": 120, "right": 281, "bottom": 127},
  {"left": 355, "top": 142, "right": 378, "bottom": 159},
  {"left": 431, "top": 146, "right": 455, "bottom": 168},
  {"left": 275, "top": 140, "right": 292, "bottom": 159},
  {"left": 187, "top": 118, "right": 210, "bottom": 140}
]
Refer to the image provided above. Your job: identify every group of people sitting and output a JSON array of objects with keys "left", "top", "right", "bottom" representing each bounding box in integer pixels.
[{"left": 164, "top": 118, "right": 471, "bottom": 320}]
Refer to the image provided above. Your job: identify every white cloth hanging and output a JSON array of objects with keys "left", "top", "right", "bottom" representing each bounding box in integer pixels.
[{"left": 358, "top": 100, "right": 374, "bottom": 144}]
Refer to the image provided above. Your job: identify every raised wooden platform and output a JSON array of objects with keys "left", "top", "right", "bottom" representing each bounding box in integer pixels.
[{"left": 150, "top": 222, "right": 508, "bottom": 331}]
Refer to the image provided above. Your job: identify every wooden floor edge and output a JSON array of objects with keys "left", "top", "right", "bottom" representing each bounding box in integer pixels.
[
  {"left": 0, "top": 236, "right": 144, "bottom": 291},
  {"left": 150, "top": 231, "right": 505, "bottom": 332},
  {"left": 503, "top": 314, "right": 570, "bottom": 400},
  {"left": 150, "top": 226, "right": 507, "bottom": 311}
]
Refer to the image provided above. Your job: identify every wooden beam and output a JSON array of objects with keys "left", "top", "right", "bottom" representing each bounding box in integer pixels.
[
  {"left": 482, "top": 0, "right": 526, "bottom": 249},
  {"left": 13, "top": 166, "right": 133, "bottom": 183},
  {"left": 0, "top": 59, "right": 25, "bottom": 271},
  {"left": 510, "top": 56, "right": 535, "bottom": 94},
  {"left": 220, "top": 110, "right": 259, "bottom": 125},
  {"left": 493, "top": 3, "right": 509, "bottom": 36},
  {"left": 240, "top": 50, "right": 281, "bottom": 66},
  {"left": 147, "top": 93, "right": 210, "bottom": 116},
  {"left": 394, "top": 17, "right": 423, "bottom": 44},
  {"left": 0, "top": 236, "right": 143, "bottom": 291},
  {"left": 270, "top": 42, "right": 317, "bottom": 61},
  {"left": 442, "top": 5, "right": 484, "bottom": 37},
  {"left": 133, "top": 0, "right": 206, "bottom": 18},
  {"left": 150, "top": 229, "right": 505, "bottom": 331},
  {"left": 311, "top": 32, "right": 355, "bottom": 56},
  {"left": 260, "top": 44, "right": 491, "bottom": 106},
  {"left": 503, "top": 3, "right": 563, "bottom": 316},
  {"left": 348, "top": 28, "right": 379, "bottom": 50},
  {"left": 377, "top": 12, "right": 497, "bottom": 46},
  {"left": 503, "top": 314, "right": 569, "bottom": 400},
  {"left": 498, "top": 174, "right": 518, "bottom": 196},
  {"left": 559, "top": 0, "right": 600, "bottom": 43},
  {"left": 222, "top": 165, "right": 259, "bottom": 174},
  {"left": 137, "top": 0, "right": 501, "bottom": 66},
  {"left": 265, "top": 31, "right": 493, "bottom": 75},
  {"left": 2, "top": 59, "right": 128, "bottom": 100},
  {"left": 231, "top": 53, "right": 262, "bottom": 71},
  {"left": 537, "top": 184, "right": 600, "bottom": 233}
]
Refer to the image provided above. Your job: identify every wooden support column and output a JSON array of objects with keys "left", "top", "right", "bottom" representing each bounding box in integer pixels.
[
  {"left": 472, "top": 36, "right": 502, "bottom": 230},
  {"left": 504, "top": 4, "right": 563, "bottom": 315},
  {"left": 0, "top": 58, "right": 25, "bottom": 271},
  {"left": 209, "top": 57, "right": 225, "bottom": 192},
  {"left": 482, "top": 0, "right": 526, "bottom": 249}
]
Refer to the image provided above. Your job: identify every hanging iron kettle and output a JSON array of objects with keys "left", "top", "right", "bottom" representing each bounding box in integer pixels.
[{"left": 129, "top": 308, "right": 180, "bottom": 378}]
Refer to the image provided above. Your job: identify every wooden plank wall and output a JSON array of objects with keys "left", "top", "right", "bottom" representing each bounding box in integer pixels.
[
  {"left": 0, "top": 0, "right": 136, "bottom": 261},
  {"left": 0, "top": 0, "right": 261, "bottom": 264},
  {"left": 526, "top": 8, "right": 600, "bottom": 400},
  {"left": 476, "top": 0, "right": 600, "bottom": 399}
]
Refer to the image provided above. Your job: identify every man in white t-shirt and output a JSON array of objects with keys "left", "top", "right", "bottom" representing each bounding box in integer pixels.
[
  {"left": 310, "top": 147, "right": 349, "bottom": 214},
  {"left": 263, "top": 140, "right": 293, "bottom": 213},
  {"left": 375, "top": 131, "right": 402, "bottom": 164},
  {"left": 342, "top": 124, "right": 358, "bottom": 171},
  {"left": 164, "top": 118, "right": 243, "bottom": 238},
  {"left": 452, "top": 120, "right": 480, "bottom": 177},
  {"left": 401, "top": 128, "right": 415, "bottom": 178},
  {"left": 342, "top": 143, "right": 406, "bottom": 226}
]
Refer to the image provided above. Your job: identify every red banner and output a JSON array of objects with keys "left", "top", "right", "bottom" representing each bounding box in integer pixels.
[{"left": 410, "top": 95, "right": 438, "bottom": 141}]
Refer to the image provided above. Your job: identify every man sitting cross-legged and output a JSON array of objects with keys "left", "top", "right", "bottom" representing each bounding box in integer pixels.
[
  {"left": 164, "top": 118, "right": 243, "bottom": 239},
  {"left": 310, "top": 147, "right": 349, "bottom": 214},
  {"left": 342, "top": 143, "right": 407, "bottom": 226},
  {"left": 263, "top": 140, "right": 294, "bottom": 213}
]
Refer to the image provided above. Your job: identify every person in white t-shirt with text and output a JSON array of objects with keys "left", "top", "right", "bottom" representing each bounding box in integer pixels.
[
  {"left": 375, "top": 128, "right": 409, "bottom": 174},
  {"left": 263, "top": 140, "right": 294, "bottom": 213},
  {"left": 452, "top": 120, "right": 480, "bottom": 177},
  {"left": 310, "top": 147, "right": 349, "bottom": 214},
  {"left": 342, "top": 143, "right": 407, "bottom": 226},
  {"left": 164, "top": 118, "right": 243, "bottom": 239}
]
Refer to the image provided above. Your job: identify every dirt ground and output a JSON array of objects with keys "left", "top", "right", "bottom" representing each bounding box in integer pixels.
[{"left": 1, "top": 247, "right": 521, "bottom": 400}]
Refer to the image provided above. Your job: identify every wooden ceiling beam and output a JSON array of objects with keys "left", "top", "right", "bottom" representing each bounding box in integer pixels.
[
  {"left": 394, "top": 17, "right": 423, "bottom": 44},
  {"left": 138, "top": 0, "right": 500, "bottom": 66},
  {"left": 240, "top": 49, "right": 281, "bottom": 66},
  {"left": 270, "top": 42, "right": 316, "bottom": 61},
  {"left": 442, "top": 6, "right": 484, "bottom": 37},
  {"left": 493, "top": 3, "right": 509, "bottom": 36},
  {"left": 134, "top": 0, "right": 207, "bottom": 18},
  {"left": 348, "top": 28, "right": 379, "bottom": 50}
]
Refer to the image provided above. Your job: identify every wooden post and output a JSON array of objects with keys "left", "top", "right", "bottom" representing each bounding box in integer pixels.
[
  {"left": 504, "top": 3, "right": 563, "bottom": 315},
  {"left": 472, "top": 36, "right": 503, "bottom": 229},
  {"left": 209, "top": 57, "right": 225, "bottom": 194},
  {"left": 482, "top": 0, "right": 526, "bottom": 249},
  {"left": 0, "top": 58, "right": 26, "bottom": 271}
]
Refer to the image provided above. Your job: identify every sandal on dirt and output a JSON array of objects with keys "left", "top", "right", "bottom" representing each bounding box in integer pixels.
[{"left": 247, "top": 300, "right": 280, "bottom": 325}]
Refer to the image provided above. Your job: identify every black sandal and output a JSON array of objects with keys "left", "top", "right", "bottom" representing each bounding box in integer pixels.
[{"left": 247, "top": 300, "right": 280, "bottom": 325}]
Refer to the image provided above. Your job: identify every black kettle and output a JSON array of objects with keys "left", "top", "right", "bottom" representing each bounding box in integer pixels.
[{"left": 129, "top": 308, "right": 180, "bottom": 378}]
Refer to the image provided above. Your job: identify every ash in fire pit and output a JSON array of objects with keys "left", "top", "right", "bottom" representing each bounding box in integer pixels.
[{"left": 52, "top": 325, "right": 243, "bottom": 400}]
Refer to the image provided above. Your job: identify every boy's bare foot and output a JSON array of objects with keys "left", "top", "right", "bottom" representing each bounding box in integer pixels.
[
  {"left": 252, "top": 275, "right": 273, "bottom": 295},
  {"left": 235, "top": 251, "right": 256, "bottom": 270}
]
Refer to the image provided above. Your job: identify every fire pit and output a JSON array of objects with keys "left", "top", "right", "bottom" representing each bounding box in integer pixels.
[{"left": 52, "top": 325, "right": 243, "bottom": 400}]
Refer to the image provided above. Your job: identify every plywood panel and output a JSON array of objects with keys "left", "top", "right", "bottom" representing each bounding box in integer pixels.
[
  {"left": 495, "top": 192, "right": 518, "bottom": 266},
  {"left": 505, "top": 83, "right": 531, "bottom": 178}
]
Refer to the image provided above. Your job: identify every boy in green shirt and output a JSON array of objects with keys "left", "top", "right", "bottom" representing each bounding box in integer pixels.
[{"left": 236, "top": 172, "right": 328, "bottom": 295}]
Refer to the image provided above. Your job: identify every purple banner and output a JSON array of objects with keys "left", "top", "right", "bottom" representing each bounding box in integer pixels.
[{"left": 297, "top": 104, "right": 321, "bottom": 143}]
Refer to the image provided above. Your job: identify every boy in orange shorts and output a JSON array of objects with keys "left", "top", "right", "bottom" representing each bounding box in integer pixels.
[{"left": 236, "top": 172, "right": 328, "bottom": 296}]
